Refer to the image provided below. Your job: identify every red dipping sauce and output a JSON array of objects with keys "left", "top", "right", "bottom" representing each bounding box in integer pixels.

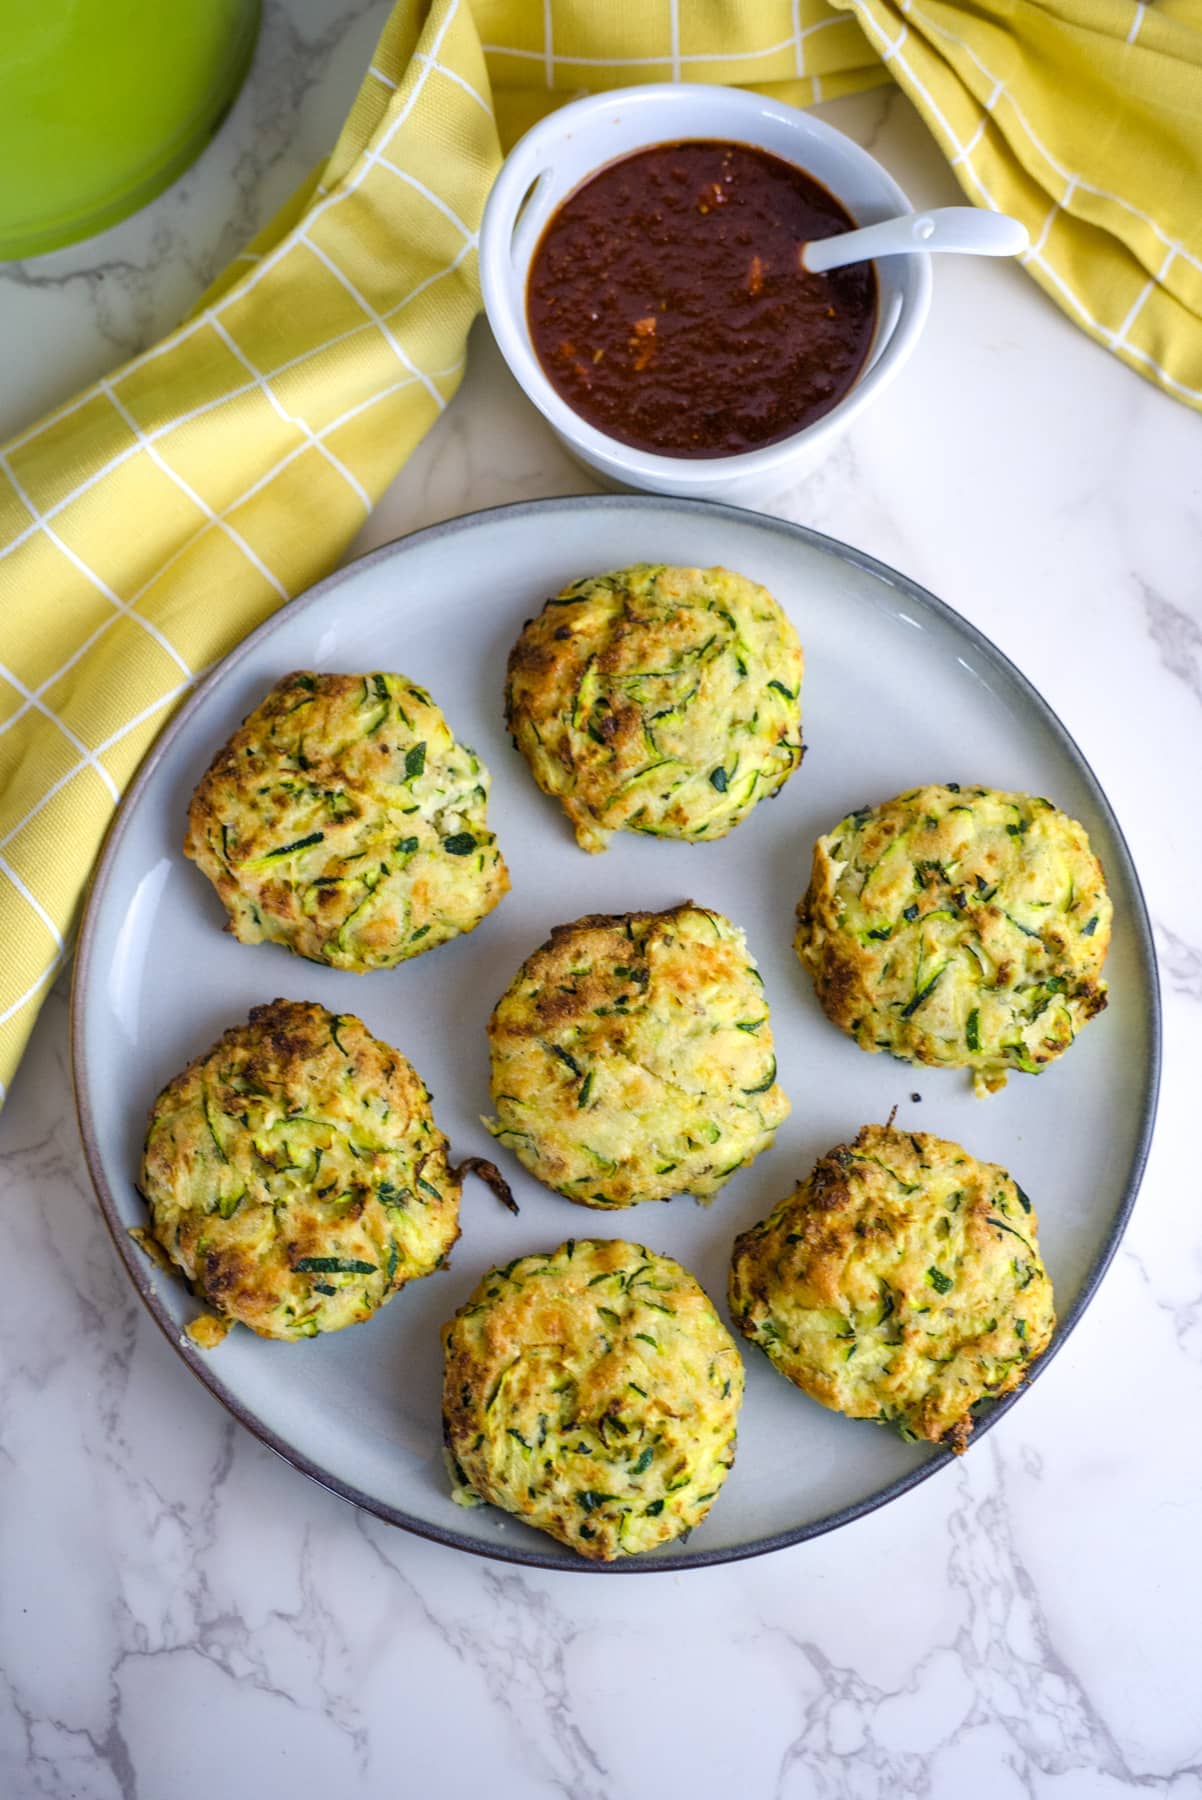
[{"left": 526, "top": 139, "right": 878, "bottom": 460}]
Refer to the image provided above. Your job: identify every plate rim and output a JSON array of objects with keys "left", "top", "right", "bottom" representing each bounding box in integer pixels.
[{"left": 70, "top": 493, "right": 1162, "bottom": 1573}]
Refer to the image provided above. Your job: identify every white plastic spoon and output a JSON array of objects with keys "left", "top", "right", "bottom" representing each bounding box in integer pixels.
[{"left": 802, "top": 206, "right": 1029, "bottom": 274}]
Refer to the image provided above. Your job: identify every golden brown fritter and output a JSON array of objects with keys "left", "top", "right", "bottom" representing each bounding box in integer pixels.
[
  {"left": 729, "top": 1123, "right": 1055, "bottom": 1451},
  {"left": 442, "top": 1238, "right": 744, "bottom": 1560},
  {"left": 505, "top": 564, "right": 803, "bottom": 853},
  {"left": 185, "top": 671, "right": 508, "bottom": 971},
  {"left": 140, "top": 999, "right": 460, "bottom": 1340},
  {"left": 795, "top": 785, "right": 1111, "bottom": 1093},
  {"left": 485, "top": 903, "right": 790, "bottom": 1208}
]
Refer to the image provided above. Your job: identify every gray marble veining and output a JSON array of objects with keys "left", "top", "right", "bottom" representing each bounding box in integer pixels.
[{"left": 1139, "top": 582, "right": 1202, "bottom": 711}]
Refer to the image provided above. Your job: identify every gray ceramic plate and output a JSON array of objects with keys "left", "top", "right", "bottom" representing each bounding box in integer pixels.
[{"left": 72, "top": 496, "right": 1160, "bottom": 1572}]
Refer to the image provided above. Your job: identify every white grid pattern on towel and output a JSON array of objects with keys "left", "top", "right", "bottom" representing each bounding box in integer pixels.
[
  {"left": 855, "top": 0, "right": 1202, "bottom": 403},
  {"left": 0, "top": 0, "right": 476, "bottom": 1056},
  {"left": 481, "top": 14, "right": 848, "bottom": 71}
]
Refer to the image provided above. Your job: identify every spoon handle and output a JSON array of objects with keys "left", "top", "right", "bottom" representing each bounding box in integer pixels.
[{"left": 803, "top": 206, "right": 1029, "bottom": 274}]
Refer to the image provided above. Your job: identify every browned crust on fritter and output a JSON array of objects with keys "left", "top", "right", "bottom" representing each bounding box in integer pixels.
[{"left": 729, "top": 1124, "right": 1056, "bottom": 1451}]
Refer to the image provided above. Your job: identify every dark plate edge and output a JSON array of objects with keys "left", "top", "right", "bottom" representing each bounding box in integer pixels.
[{"left": 69, "top": 492, "right": 1163, "bottom": 1575}]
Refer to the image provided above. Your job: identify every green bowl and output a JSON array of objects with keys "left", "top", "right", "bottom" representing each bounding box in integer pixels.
[{"left": 0, "top": 0, "right": 261, "bottom": 260}]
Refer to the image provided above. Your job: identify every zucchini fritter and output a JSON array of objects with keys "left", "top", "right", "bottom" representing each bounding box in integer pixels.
[
  {"left": 442, "top": 1238, "right": 744, "bottom": 1560},
  {"left": 485, "top": 904, "right": 790, "bottom": 1208},
  {"left": 729, "top": 1124, "right": 1055, "bottom": 1451},
  {"left": 505, "top": 564, "right": 803, "bottom": 853},
  {"left": 140, "top": 1000, "right": 460, "bottom": 1340},
  {"left": 185, "top": 671, "right": 508, "bottom": 971},
  {"left": 795, "top": 784, "right": 1111, "bottom": 1094}
]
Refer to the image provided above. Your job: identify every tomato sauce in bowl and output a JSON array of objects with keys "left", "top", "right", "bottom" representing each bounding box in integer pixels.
[{"left": 526, "top": 140, "right": 878, "bottom": 460}]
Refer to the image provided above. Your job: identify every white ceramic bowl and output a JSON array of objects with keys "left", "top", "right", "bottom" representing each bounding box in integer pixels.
[{"left": 479, "top": 85, "right": 933, "bottom": 499}]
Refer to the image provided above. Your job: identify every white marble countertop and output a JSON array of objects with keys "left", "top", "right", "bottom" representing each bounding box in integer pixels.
[{"left": 2, "top": 5, "right": 1199, "bottom": 1795}]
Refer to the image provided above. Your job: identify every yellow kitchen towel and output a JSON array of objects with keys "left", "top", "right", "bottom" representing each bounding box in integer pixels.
[
  {"left": 831, "top": 0, "right": 1202, "bottom": 408},
  {"left": 0, "top": 0, "right": 1199, "bottom": 1108}
]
